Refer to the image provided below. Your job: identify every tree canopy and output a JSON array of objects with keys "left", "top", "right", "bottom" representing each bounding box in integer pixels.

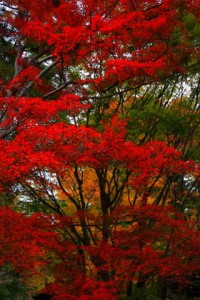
[{"left": 0, "top": 0, "right": 200, "bottom": 299}]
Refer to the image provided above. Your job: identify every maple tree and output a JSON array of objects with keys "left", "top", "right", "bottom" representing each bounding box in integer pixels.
[{"left": 0, "top": 0, "right": 200, "bottom": 299}]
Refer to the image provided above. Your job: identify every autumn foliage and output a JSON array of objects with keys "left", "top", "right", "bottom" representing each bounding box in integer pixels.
[{"left": 0, "top": 0, "right": 200, "bottom": 299}]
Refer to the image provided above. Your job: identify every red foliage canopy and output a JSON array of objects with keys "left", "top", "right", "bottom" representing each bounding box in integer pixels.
[{"left": 0, "top": 0, "right": 200, "bottom": 299}]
